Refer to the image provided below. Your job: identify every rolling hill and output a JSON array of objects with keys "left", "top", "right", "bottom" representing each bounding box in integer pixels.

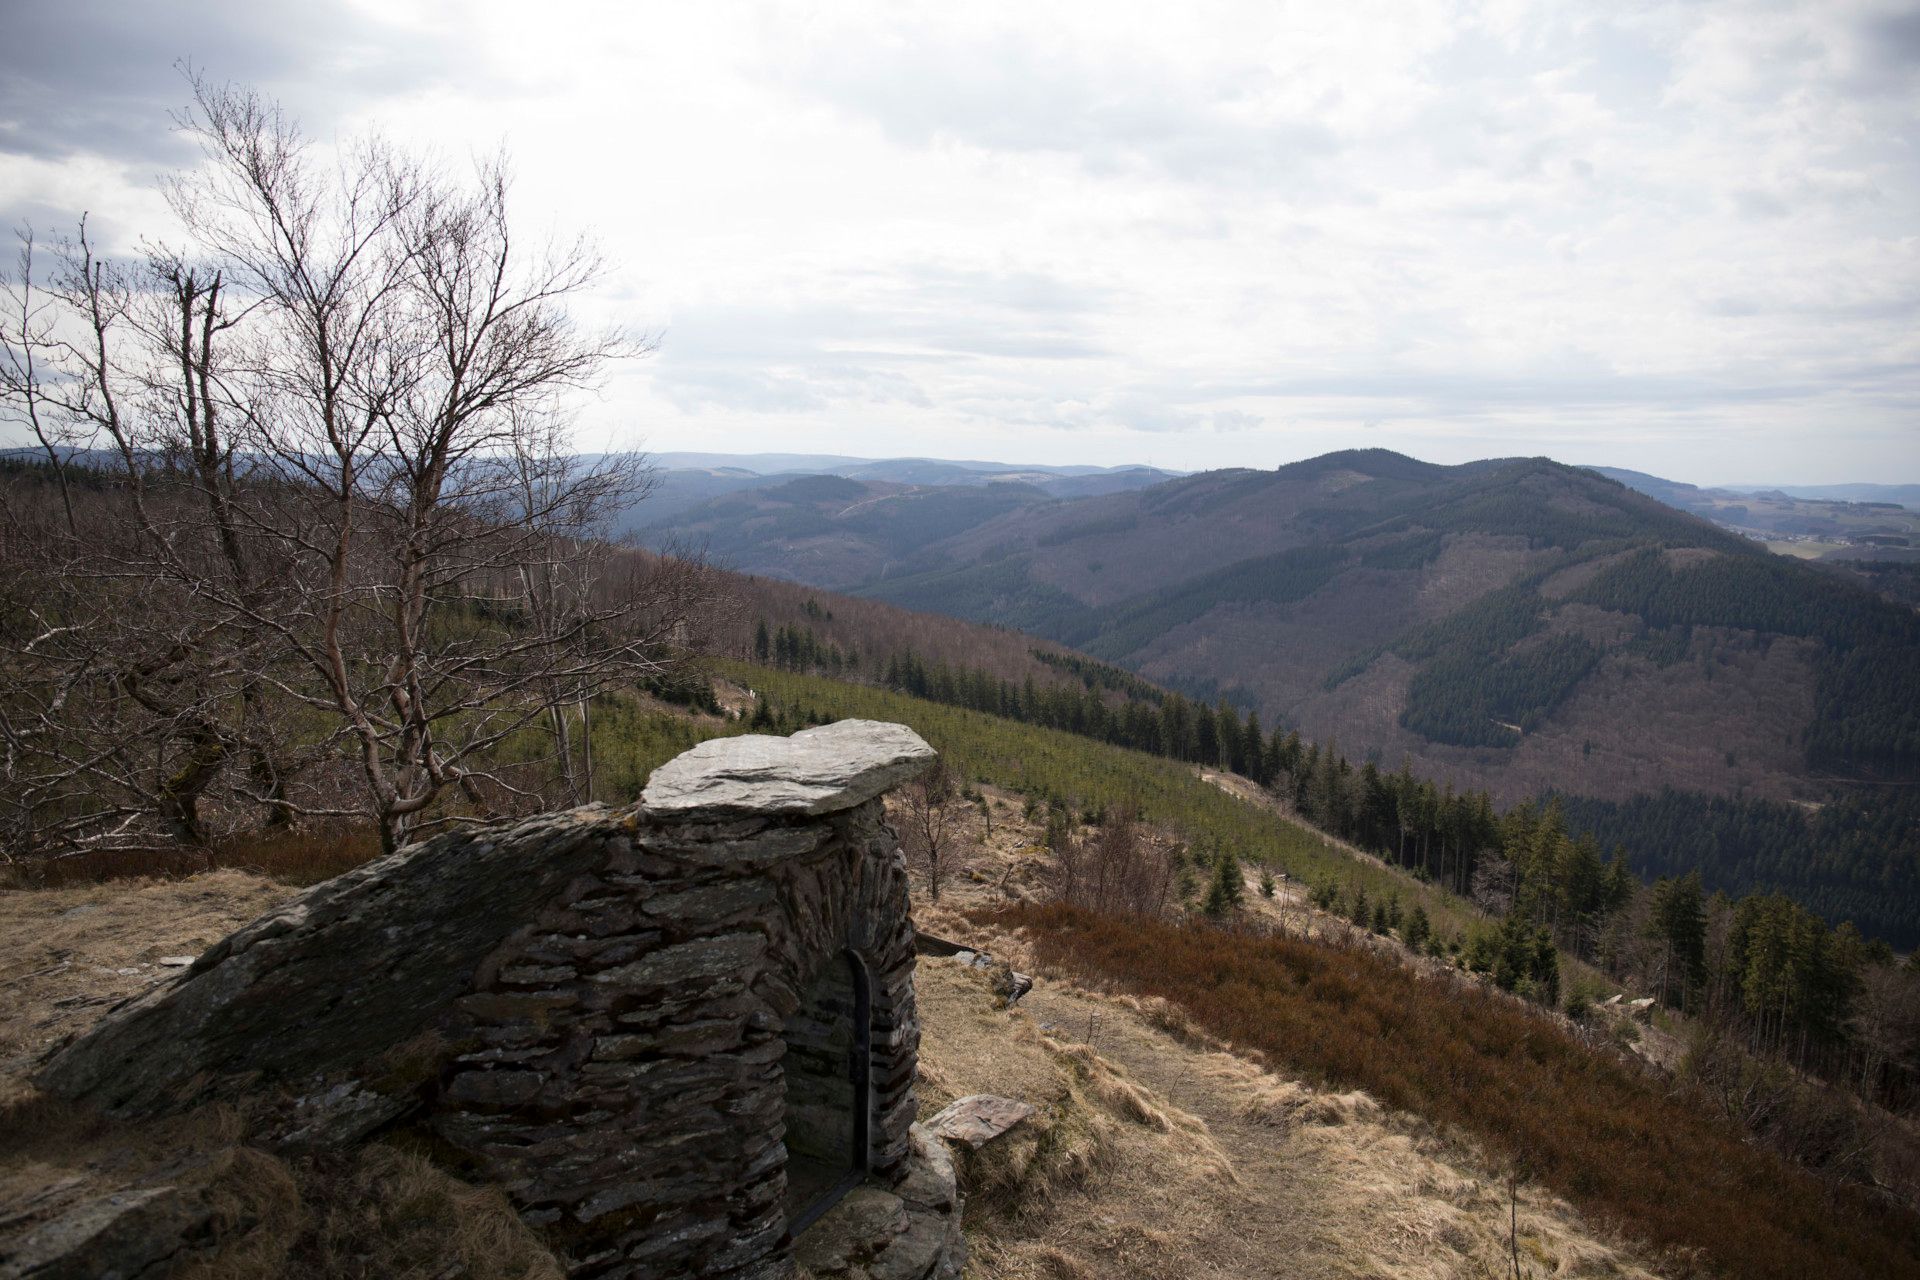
[
  {"left": 625, "top": 454, "right": 1178, "bottom": 540},
  {"left": 649, "top": 449, "right": 1920, "bottom": 815}
]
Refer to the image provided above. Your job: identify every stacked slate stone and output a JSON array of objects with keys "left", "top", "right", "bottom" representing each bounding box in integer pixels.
[{"left": 28, "top": 720, "right": 961, "bottom": 1280}]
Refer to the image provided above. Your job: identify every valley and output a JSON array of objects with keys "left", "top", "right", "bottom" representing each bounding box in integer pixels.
[
  {"left": 643, "top": 450, "right": 1920, "bottom": 803},
  {"left": 6, "top": 31, "right": 1918, "bottom": 1280},
  {"left": 646, "top": 449, "right": 1920, "bottom": 947}
]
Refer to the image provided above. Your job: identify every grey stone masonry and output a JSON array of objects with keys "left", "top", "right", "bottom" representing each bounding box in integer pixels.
[
  {"left": 31, "top": 721, "right": 950, "bottom": 1280},
  {"left": 642, "top": 719, "right": 936, "bottom": 819}
]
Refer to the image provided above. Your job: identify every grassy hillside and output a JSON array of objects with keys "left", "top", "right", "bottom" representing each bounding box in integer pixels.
[{"left": 590, "top": 661, "right": 1489, "bottom": 941}]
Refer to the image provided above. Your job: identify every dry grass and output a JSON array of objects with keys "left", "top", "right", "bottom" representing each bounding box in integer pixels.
[
  {"left": 0, "top": 1083, "right": 561, "bottom": 1280},
  {"left": 982, "top": 902, "right": 1920, "bottom": 1280},
  {"left": 175, "top": 1148, "right": 308, "bottom": 1278},
  {"left": 270, "top": 1143, "right": 563, "bottom": 1280},
  {"left": 0, "top": 1087, "right": 249, "bottom": 1217},
  {"left": 0, "top": 869, "right": 294, "bottom": 1078},
  {"left": 915, "top": 951, "right": 1662, "bottom": 1280}
]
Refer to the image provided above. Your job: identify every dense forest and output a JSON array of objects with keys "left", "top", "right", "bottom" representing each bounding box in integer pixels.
[
  {"left": 1576, "top": 547, "right": 1920, "bottom": 772},
  {"left": 752, "top": 614, "right": 1920, "bottom": 950},
  {"left": 1377, "top": 578, "right": 1597, "bottom": 748},
  {"left": 1555, "top": 787, "right": 1920, "bottom": 950}
]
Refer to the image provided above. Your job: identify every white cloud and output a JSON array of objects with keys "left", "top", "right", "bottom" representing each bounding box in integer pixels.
[{"left": 2, "top": 0, "right": 1916, "bottom": 483}]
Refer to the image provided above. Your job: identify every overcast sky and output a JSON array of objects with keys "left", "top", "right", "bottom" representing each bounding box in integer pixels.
[{"left": 4, "top": 1, "right": 1918, "bottom": 484}]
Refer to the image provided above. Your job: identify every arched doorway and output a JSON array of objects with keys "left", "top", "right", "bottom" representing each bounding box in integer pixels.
[{"left": 782, "top": 949, "right": 872, "bottom": 1234}]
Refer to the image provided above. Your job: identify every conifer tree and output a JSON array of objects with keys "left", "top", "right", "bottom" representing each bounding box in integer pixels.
[
  {"left": 1195, "top": 703, "right": 1220, "bottom": 767},
  {"left": 1204, "top": 848, "right": 1244, "bottom": 917},
  {"left": 1404, "top": 903, "right": 1432, "bottom": 952},
  {"left": 1649, "top": 872, "right": 1708, "bottom": 1009}
]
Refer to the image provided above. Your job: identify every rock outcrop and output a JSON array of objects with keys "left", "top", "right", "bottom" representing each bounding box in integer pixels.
[
  {"left": 794, "top": 1125, "right": 964, "bottom": 1280},
  {"left": 26, "top": 720, "right": 960, "bottom": 1280}
]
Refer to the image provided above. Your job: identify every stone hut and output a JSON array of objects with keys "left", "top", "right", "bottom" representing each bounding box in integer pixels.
[{"left": 27, "top": 720, "right": 963, "bottom": 1280}]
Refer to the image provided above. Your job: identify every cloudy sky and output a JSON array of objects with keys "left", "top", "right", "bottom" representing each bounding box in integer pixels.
[{"left": 4, "top": 0, "right": 1918, "bottom": 483}]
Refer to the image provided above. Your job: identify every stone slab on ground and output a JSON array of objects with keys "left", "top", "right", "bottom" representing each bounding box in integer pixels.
[{"left": 923, "top": 1095, "right": 1036, "bottom": 1150}]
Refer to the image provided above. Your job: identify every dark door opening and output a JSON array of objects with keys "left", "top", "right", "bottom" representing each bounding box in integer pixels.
[{"left": 783, "top": 949, "right": 872, "bottom": 1235}]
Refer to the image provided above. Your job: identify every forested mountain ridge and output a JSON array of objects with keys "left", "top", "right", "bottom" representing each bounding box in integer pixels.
[
  {"left": 649, "top": 449, "right": 1920, "bottom": 810},
  {"left": 625, "top": 455, "right": 1176, "bottom": 549}
]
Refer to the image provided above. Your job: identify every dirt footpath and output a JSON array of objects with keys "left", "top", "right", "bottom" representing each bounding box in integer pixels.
[{"left": 917, "top": 933, "right": 1664, "bottom": 1280}]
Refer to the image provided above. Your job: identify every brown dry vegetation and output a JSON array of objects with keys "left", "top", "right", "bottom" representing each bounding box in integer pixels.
[
  {"left": 0, "top": 824, "right": 383, "bottom": 893},
  {"left": 979, "top": 902, "right": 1920, "bottom": 1280},
  {"left": 916, "top": 955, "right": 1662, "bottom": 1280},
  {"left": 0, "top": 870, "right": 294, "bottom": 1076},
  {"left": 1272, "top": 623, "right": 1819, "bottom": 808}
]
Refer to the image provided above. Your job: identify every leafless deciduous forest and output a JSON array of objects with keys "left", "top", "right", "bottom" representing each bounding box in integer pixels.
[{"left": 0, "top": 77, "right": 722, "bottom": 859}]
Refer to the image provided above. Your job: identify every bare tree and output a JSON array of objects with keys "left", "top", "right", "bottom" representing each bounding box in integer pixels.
[
  {"left": 0, "top": 231, "right": 86, "bottom": 533},
  {"left": 1052, "top": 805, "right": 1174, "bottom": 917},
  {"left": 901, "top": 757, "right": 958, "bottom": 902},
  {"left": 501, "top": 406, "right": 661, "bottom": 805},
  {"left": 0, "top": 215, "right": 291, "bottom": 853},
  {"left": 1853, "top": 964, "right": 1920, "bottom": 1100},
  {"left": 0, "top": 74, "right": 721, "bottom": 859}
]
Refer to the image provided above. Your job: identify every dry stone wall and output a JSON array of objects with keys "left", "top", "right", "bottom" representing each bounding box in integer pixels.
[{"left": 28, "top": 720, "right": 958, "bottom": 1280}]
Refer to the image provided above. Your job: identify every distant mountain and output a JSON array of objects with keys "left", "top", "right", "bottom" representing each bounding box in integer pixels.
[
  {"left": 1583, "top": 466, "right": 1703, "bottom": 508},
  {"left": 643, "top": 450, "right": 1179, "bottom": 486},
  {"left": 624, "top": 452, "right": 1179, "bottom": 538},
  {"left": 645, "top": 451, "right": 884, "bottom": 473},
  {"left": 1587, "top": 466, "right": 1920, "bottom": 551},
  {"left": 635, "top": 473, "right": 1052, "bottom": 587},
  {"left": 1719, "top": 482, "right": 1920, "bottom": 509},
  {"left": 644, "top": 448, "right": 1920, "bottom": 814}
]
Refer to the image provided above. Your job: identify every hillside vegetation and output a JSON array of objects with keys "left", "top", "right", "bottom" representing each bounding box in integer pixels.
[
  {"left": 989, "top": 903, "right": 1920, "bottom": 1280},
  {"left": 10, "top": 643, "right": 1920, "bottom": 1277},
  {"left": 642, "top": 448, "right": 1920, "bottom": 951},
  {"left": 647, "top": 449, "right": 1920, "bottom": 807}
]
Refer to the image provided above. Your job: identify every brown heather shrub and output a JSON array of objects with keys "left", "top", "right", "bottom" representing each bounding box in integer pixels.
[
  {"left": 986, "top": 902, "right": 1920, "bottom": 1280},
  {"left": 1, "top": 825, "right": 383, "bottom": 890}
]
